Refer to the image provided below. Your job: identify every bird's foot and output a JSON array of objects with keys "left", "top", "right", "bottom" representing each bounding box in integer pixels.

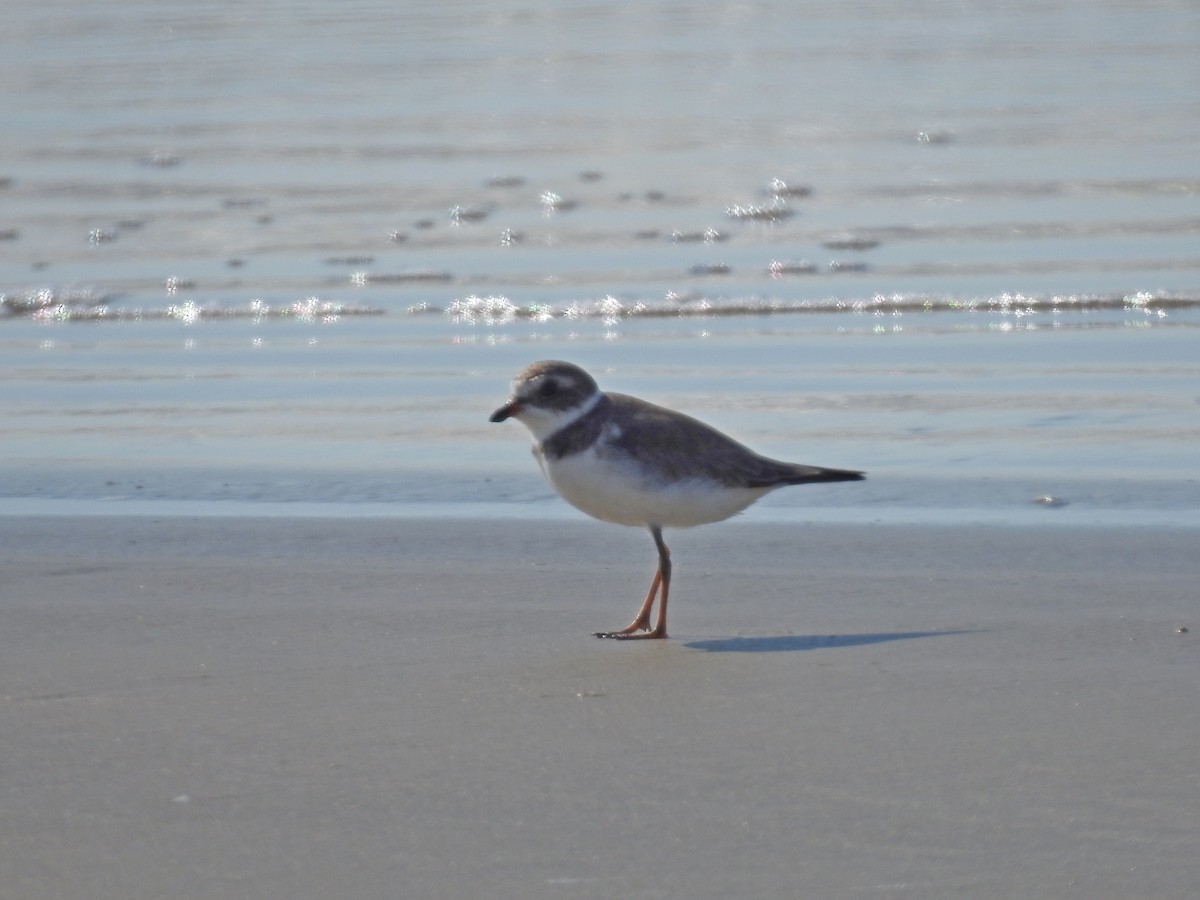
[{"left": 593, "top": 626, "right": 667, "bottom": 640}]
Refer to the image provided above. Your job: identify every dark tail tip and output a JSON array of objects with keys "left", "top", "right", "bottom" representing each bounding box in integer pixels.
[{"left": 825, "top": 470, "right": 865, "bottom": 483}]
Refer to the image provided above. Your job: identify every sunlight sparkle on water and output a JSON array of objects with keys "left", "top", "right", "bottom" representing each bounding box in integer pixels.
[
  {"left": 169, "top": 300, "right": 201, "bottom": 325},
  {"left": 447, "top": 295, "right": 519, "bottom": 326}
]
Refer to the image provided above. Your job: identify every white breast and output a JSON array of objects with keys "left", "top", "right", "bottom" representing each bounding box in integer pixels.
[{"left": 537, "top": 444, "right": 773, "bottom": 528}]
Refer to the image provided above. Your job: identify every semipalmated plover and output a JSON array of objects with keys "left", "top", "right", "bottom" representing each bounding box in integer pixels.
[{"left": 490, "top": 360, "right": 864, "bottom": 639}]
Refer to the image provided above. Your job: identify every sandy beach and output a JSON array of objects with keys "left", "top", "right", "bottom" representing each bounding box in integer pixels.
[
  {"left": 1, "top": 513, "right": 1195, "bottom": 899},
  {"left": 5, "top": 1, "right": 1199, "bottom": 896}
]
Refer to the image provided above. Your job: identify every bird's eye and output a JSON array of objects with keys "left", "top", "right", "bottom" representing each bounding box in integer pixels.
[{"left": 538, "top": 380, "right": 560, "bottom": 398}]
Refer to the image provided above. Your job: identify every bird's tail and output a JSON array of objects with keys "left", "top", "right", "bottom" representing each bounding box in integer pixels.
[{"left": 780, "top": 465, "right": 865, "bottom": 485}]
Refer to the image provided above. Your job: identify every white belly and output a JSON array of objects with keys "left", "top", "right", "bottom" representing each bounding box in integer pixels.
[{"left": 538, "top": 445, "right": 772, "bottom": 528}]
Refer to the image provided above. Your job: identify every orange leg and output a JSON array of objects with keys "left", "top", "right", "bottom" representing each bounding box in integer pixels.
[{"left": 595, "top": 526, "right": 671, "bottom": 640}]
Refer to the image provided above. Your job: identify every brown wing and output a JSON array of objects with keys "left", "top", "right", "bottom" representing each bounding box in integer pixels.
[{"left": 603, "top": 394, "right": 864, "bottom": 488}]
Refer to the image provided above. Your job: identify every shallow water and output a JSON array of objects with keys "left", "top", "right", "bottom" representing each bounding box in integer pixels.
[{"left": 2, "top": 0, "right": 1198, "bottom": 525}]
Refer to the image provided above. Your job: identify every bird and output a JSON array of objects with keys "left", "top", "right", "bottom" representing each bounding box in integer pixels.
[{"left": 489, "top": 360, "right": 864, "bottom": 639}]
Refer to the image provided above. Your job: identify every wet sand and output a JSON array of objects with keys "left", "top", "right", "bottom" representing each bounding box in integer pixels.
[{"left": 1, "top": 514, "right": 1196, "bottom": 898}]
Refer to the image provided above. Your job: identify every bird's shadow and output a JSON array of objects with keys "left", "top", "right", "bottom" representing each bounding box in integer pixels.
[{"left": 684, "top": 630, "right": 975, "bottom": 653}]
